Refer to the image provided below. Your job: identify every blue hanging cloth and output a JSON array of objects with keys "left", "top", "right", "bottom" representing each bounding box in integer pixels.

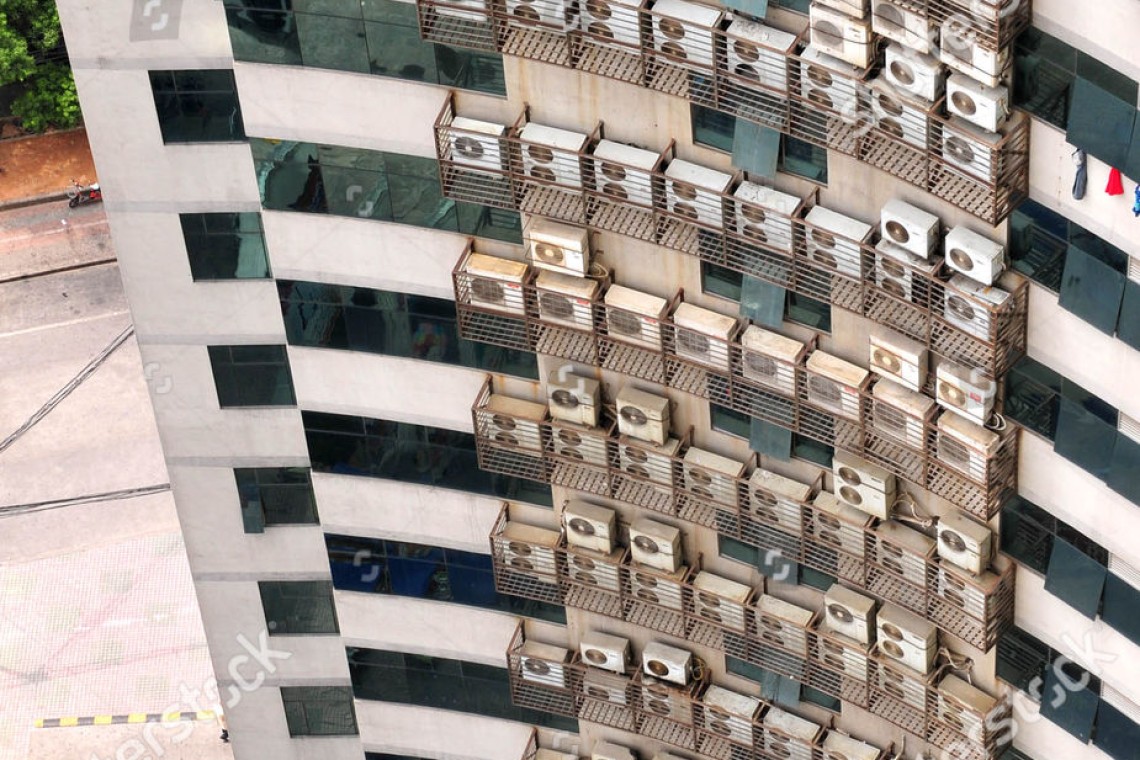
[{"left": 1134, "top": 185, "right": 1140, "bottom": 217}]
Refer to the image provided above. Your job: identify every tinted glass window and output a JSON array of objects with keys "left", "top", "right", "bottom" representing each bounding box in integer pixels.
[
  {"left": 150, "top": 69, "right": 245, "bottom": 143},
  {"left": 281, "top": 686, "right": 358, "bottom": 736},
  {"left": 181, "top": 213, "right": 270, "bottom": 280},
  {"left": 208, "top": 344, "right": 296, "bottom": 407},
  {"left": 260, "top": 581, "right": 339, "bottom": 634}
]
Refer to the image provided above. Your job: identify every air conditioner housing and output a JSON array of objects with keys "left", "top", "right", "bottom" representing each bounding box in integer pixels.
[
  {"left": 547, "top": 369, "right": 601, "bottom": 427},
  {"left": 629, "top": 517, "right": 683, "bottom": 572},
  {"left": 590, "top": 139, "right": 658, "bottom": 206},
  {"left": 672, "top": 302, "right": 737, "bottom": 369},
  {"left": 810, "top": 3, "right": 873, "bottom": 69},
  {"left": 629, "top": 564, "right": 687, "bottom": 610},
  {"left": 731, "top": 182, "right": 800, "bottom": 252},
  {"left": 580, "top": 631, "right": 631, "bottom": 673},
  {"left": 519, "top": 123, "right": 589, "bottom": 188},
  {"left": 583, "top": 668, "right": 630, "bottom": 705},
  {"left": 756, "top": 595, "right": 813, "bottom": 656},
  {"left": 939, "top": 18, "right": 1011, "bottom": 87},
  {"left": 748, "top": 468, "right": 812, "bottom": 535},
  {"left": 464, "top": 253, "right": 528, "bottom": 315},
  {"left": 873, "top": 0, "right": 936, "bottom": 53},
  {"left": 604, "top": 284, "right": 668, "bottom": 351},
  {"left": 833, "top": 449, "right": 896, "bottom": 519},
  {"left": 692, "top": 570, "right": 752, "bottom": 630},
  {"left": 481, "top": 394, "right": 547, "bottom": 452},
  {"left": 506, "top": 0, "right": 578, "bottom": 29},
  {"left": 874, "top": 519, "right": 935, "bottom": 587},
  {"left": 805, "top": 350, "right": 870, "bottom": 421},
  {"left": 872, "top": 378, "right": 935, "bottom": 449},
  {"left": 449, "top": 116, "right": 508, "bottom": 173},
  {"left": 823, "top": 731, "right": 881, "bottom": 760},
  {"left": 739, "top": 326, "right": 806, "bottom": 395},
  {"left": 582, "top": 0, "right": 643, "bottom": 48},
  {"left": 664, "top": 159, "right": 732, "bottom": 228},
  {"left": 520, "top": 640, "right": 571, "bottom": 687},
  {"left": 811, "top": 491, "right": 872, "bottom": 557},
  {"left": 937, "top": 674, "right": 1002, "bottom": 738},
  {"left": 616, "top": 384, "right": 671, "bottom": 445},
  {"left": 935, "top": 361, "right": 996, "bottom": 426},
  {"left": 941, "top": 116, "right": 1003, "bottom": 182},
  {"left": 880, "top": 198, "right": 939, "bottom": 259},
  {"left": 703, "top": 684, "right": 761, "bottom": 745},
  {"left": 724, "top": 18, "right": 798, "bottom": 93},
  {"left": 550, "top": 420, "right": 609, "bottom": 467},
  {"left": 501, "top": 521, "right": 561, "bottom": 577},
  {"left": 437, "top": 0, "right": 492, "bottom": 22},
  {"left": 870, "top": 77, "right": 931, "bottom": 149},
  {"left": 877, "top": 602, "right": 937, "bottom": 674},
  {"left": 869, "top": 330, "right": 928, "bottom": 392},
  {"left": 805, "top": 205, "right": 872, "bottom": 279},
  {"left": 937, "top": 510, "right": 992, "bottom": 575},
  {"left": 823, "top": 583, "right": 877, "bottom": 644},
  {"left": 619, "top": 436, "right": 680, "bottom": 486},
  {"left": 936, "top": 410, "right": 1001, "bottom": 482},
  {"left": 536, "top": 270, "right": 599, "bottom": 331},
  {"left": 683, "top": 446, "right": 746, "bottom": 505},
  {"left": 641, "top": 676, "right": 692, "bottom": 722},
  {"left": 650, "top": 0, "right": 722, "bottom": 69},
  {"left": 527, "top": 218, "right": 591, "bottom": 277},
  {"left": 764, "top": 706, "right": 820, "bottom": 760},
  {"left": 941, "top": 274, "right": 1011, "bottom": 343},
  {"left": 947, "top": 73, "right": 1010, "bottom": 132},
  {"left": 874, "top": 240, "right": 937, "bottom": 303},
  {"left": 563, "top": 499, "right": 617, "bottom": 553},
  {"left": 593, "top": 741, "right": 637, "bottom": 760},
  {"left": 885, "top": 42, "right": 943, "bottom": 101},
  {"left": 642, "top": 641, "right": 692, "bottom": 685},
  {"left": 564, "top": 545, "right": 623, "bottom": 591},
  {"left": 945, "top": 225, "right": 1006, "bottom": 286},
  {"left": 799, "top": 45, "right": 864, "bottom": 115}
]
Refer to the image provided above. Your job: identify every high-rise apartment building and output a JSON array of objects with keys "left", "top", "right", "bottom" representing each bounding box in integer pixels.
[{"left": 56, "top": 0, "right": 1140, "bottom": 759}]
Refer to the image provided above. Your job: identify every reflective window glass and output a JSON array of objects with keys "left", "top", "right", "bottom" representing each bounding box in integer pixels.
[
  {"left": 1043, "top": 538, "right": 1107, "bottom": 619},
  {"left": 181, "top": 212, "right": 270, "bottom": 280},
  {"left": 1040, "top": 660, "right": 1100, "bottom": 742},
  {"left": 259, "top": 580, "right": 339, "bottom": 634},
  {"left": 149, "top": 69, "right": 245, "bottom": 143},
  {"left": 235, "top": 467, "right": 318, "bottom": 531},
  {"left": 207, "top": 344, "right": 296, "bottom": 407},
  {"left": 692, "top": 104, "right": 736, "bottom": 152},
  {"left": 281, "top": 686, "right": 358, "bottom": 736}
]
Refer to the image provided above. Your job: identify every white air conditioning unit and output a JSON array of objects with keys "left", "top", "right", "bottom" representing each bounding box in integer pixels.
[
  {"left": 885, "top": 42, "right": 943, "bottom": 101},
  {"left": 874, "top": 240, "right": 937, "bottom": 302},
  {"left": 518, "top": 123, "right": 587, "bottom": 189},
  {"left": 463, "top": 253, "right": 528, "bottom": 315},
  {"left": 619, "top": 436, "right": 680, "bottom": 486},
  {"left": 550, "top": 421, "right": 609, "bottom": 466},
  {"left": 939, "top": 18, "right": 1011, "bottom": 88},
  {"left": 449, "top": 116, "right": 508, "bottom": 173},
  {"left": 650, "top": 0, "right": 722, "bottom": 69},
  {"left": 683, "top": 446, "right": 745, "bottom": 505},
  {"left": 580, "top": 632, "right": 631, "bottom": 673},
  {"left": 818, "top": 634, "right": 870, "bottom": 678},
  {"left": 873, "top": 0, "right": 935, "bottom": 53},
  {"left": 604, "top": 284, "right": 668, "bottom": 350},
  {"left": 877, "top": 602, "right": 937, "bottom": 674},
  {"left": 877, "top": 657, "right": 928, "bottom": 709},
  {"left": 527, "top": 219, "right": 591, "bottom": 277},
  {"left": 813, "top": 0, "right": 871, "bottom": 15},
  {"left": 672, "top": 303, "right": 737, "bottom": 370},
  {"left": 629, "top": 564, "right": 686, "bottom": 609},
  {"left": 936, "top": 675, "right": 1002, "bottom": 738},
  {"left": 937, "top": 510, "right": 992, "bottom": 575},
  {"left": 593, "top": 740, "right": 637, "bottom": 760},
  {"left": 805, "top": 350, "right": 869, "bottom": 421},
  {"left": 630, "top": 517, "right": 683, "bottom": 572},
  {"left": 501, "top": 521, "right": 561, "bottom": 577},
  {"left": 536, "top": 270, "right": 599, "bottom": 331},
  {"left": 811, "top": 491, "right": 872, "bottom": 557},
  {"left": 643, "top": 641, "right": 692, "bottom": 685},
  {"left": 880, "top": 198, "right": 939, "bottom": 259},
  {"left": 520, "top": 640, "right": 571, "bottom": 687},
  {"left": 945, "top": 225, "right": 1005, "bottom": 285},
  {"left": 723, "top": 18, "right": 797, "bottom": 92},
  {"left": 756, "top": 595, "right": 813, "bottom": 655},
  {"left": 799, "top": 45, "right": 864, "bottom": 115},
  {"left": 506, "top": 0, "right": 578, "bottom": 29},
  {"left": 566, "top": 547, "right": 622, "bottom": 590},
  {"left": 936, "top": 411, "right": 1001, "bottom": 482},
  {"left": 616, "top": 384, "right": 671, "bottom": 445},
  {"left": 437, "top": 0, "right": 492, "bottom": 22},
  {"left": 805, "top": 205, "right": 872, "bottom": 279},
  {"left": 872, "top": 378, "right": 935, "bottom": 449},
  {"left": 563, "top": 499, "right": 617, "bottom": 553},
  {"left": 642, "top": 676, "right": 692, "bottom": 721},
  {"left": 703, "top": 684, "right": 761, "bottom": 744},
  {"left": 731, "top": 182, "right": 800, "bottom": 252},
  {"left": 692, "top": 570, "right": 752, "bottom": 629},
  {"left": 941, "top": 116, "right": 1003, "bottom": 181},
  {"left": 583, "top": 668, "right": 630, "bottom": 705},
  {"left": 941, "top": 274, "right": 1010, "bottom": 343},
  {"left": 936, "top": 562, "right": 995, "bottom": 618},
  {"left": 480, "top": 394, "right": 547, "bottom": 452},
  {"left": 874, "top": 519, "right": 935, "bottom": 587},
  {"left": 935, "top": 361, "right": 996, "bottom": 426},
  {"left": 823, "top": 583, "right": 877, "bottom": 644},
  {"left": 823, "top": 731, "right": 881, "bottom": 760},
  {"left": 869, "top": 78, "right": 930, "bottom": 149},
  {"left": 947, "top": 73, "right": 1010, "bottom": 132},
  {"left": 763, "top": 706, "right": 820, "bottom": 760},
  {"left": 810, "top": 3, "right": 873, "bottom": 69},
  {"left": 748, "top": 469, "right": 810, "bottom": 536},
  {"left": 739, "top": 326, "right": 806, "bottom": 395},
  {"left": 664, "top": 159, "right": 732, "bottom": 228},
  {"left": 833, "top": 449, "right": 896, "bottom": 519},
  {"left": 590, "top": 139, "right": 658, "bottom": 205},
  {"left": 869, "top": 330, "right": 928, "bottom": 392},
  {"left": 582, "top": 0, "right": 642, "bottom": 48},
  {"left": 537, "top": 750, "right": 578, "bottom": 760},
  {"left": 547, "top": 369, "right": 601, "bottom": 427}
]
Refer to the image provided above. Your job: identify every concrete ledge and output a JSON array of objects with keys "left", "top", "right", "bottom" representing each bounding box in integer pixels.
[{"left": 0, "top": 191, "right": 71, "bottom": 212}]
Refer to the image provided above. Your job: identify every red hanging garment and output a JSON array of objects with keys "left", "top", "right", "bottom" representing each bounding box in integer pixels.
[{"left": 1106, "top": 167, "right": 1125, "bottom": 195}]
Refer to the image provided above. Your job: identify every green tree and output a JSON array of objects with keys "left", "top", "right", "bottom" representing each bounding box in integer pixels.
[{"left": 0, "top": 0, "right": 77, "bottom": 132}]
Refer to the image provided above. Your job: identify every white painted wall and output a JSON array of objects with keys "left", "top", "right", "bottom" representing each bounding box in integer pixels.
[
  {"left": 1009, "top": 698, "right": 1113, "bottom": 760},
  {"left": 356, "top": 702, "right": 534, "bottom": 760},
  {"left": 1032, "top": 0, "right": 1140, "bottom": 87},
  {"left": 225, "top": 686, "right": 363, "bottom": 760},
  {"left": 56, "top": 0, "right": 233, "bottom": 66}
]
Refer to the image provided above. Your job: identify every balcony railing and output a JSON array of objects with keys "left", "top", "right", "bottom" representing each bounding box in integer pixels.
[{"left": 420, "top": 3, "right": 1031, "bottom": 225}]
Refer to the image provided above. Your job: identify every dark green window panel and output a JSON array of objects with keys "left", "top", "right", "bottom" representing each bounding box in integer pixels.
[
  {"left": 702, "top": 262, "right": 745, "bottom": 301},
  {"left": 208, "top": 344, "right": 296, "bottom": 407},
  {"left": 799, "top": 565, "right": 835, "bottom": 591},
  {"left": 750, "top": 416, "right": 793, "bottom": 459},
  {"left": 700, "top": 263, "right": 830, "bottom": 331},
  {"left": 733, "top": 119, "right": 780, "bottom": 179},
  {"left": 721, "top": 0, "right": 769, "bottom": 16},
  {"left": 149, "top": 69, "right": 245, "bottom": 143},
  {"left": 802, "top": 685, "right": 839, "bottom": 711},
  {"left": 348, "top": 647, "right": 578, "bottom": 731},
  {"left": 1008, "top": 199, "right": 1068, "bottom": 292},
  {"left": 1053, "top": 392, "right": 1118, "bottom": 479},
  {"left": 1044, "top": 538, "right": 1107, "bottom": 619},
  {"left": 786, "top": 292, "right": 831, "bottom": 332},
  {"left": 259, "top": 580, "right": 339, "bottom": 634},
  {"left": 791, "top": 435, "right": 833, "bottom": 466},
  {"left": 1095, "top": 698, "right": 1140, "bottom": 760},
  {"left": 1106, "top": 433, "right": 1140, "bottom": 507},
  {"left": 1040, "top": 661, "right": 1100, "bottom": 743},
  {"left": 741, "top": 275, "right": 786, "bottom": 328},
  {"left": 235, "top": 467, "right": 318, "bottom": 532},
  {"left": 1057, "top": 244, "right": 1126, "bottom": 335},
  {"left": 181, "top": 213, "right": 270, "bottom": 280},
  {"left": 692, "top": 104, "right": 736, "bottom": 152},
  {"left": 1003, "top": 358, "right": 1062, "bottom": 439},
  {"left": 278, "top": 280, "right": 539, "bottom": 379},
  {"left": 999, "top": 497, "right": 1054, "bottom": 574},
  {"left": 710, "top": 402, "right": 753, "bottom": 439},
  {"left": 302, "top": 411, "right": 553, "bottom": 506},
  {"left": 1101, "top": 572, "right": 1140, "bottom": 647},
  {"left": 997, "top": 626, "right": 1050, "bottom": 694},
  {"left": 281, "top": 686, "right": 358, "bottom": 736},
  {"left": 1066, "top": 77, "right": 1137, "bottom": 168},
  {"left": 769, "top": 0, "right": 808, "bottom": 12},
  {"left": 779, "top": 136, "right": 827, "bottom": 184},
  {"left": 1116, "top": 280, "right": 1140, "bottom": 351},
  {"left": 325, "top": 534, "right": 565, "bottom": 623}
]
